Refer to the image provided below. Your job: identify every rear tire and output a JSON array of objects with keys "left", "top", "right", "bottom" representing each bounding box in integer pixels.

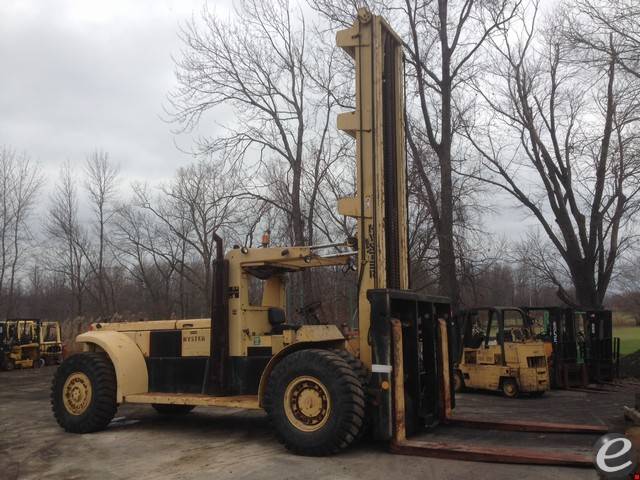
[
  {"left": 51, "top": 352, "right": 117, "bottom": 433},
  {"left": 152, "top": 404, "right": 195, "bottom": 415},
  {"left": 501, "top": 378, "right": 519, "bottom": 398},
  {"left": 264, "top": 349, "right": 366, "bottom": 456},
  {"left": 453, "top": 370, "right": 465, "bottom": 393}
]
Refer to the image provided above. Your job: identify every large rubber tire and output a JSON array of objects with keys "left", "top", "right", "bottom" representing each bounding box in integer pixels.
[
  {"left": 331, "top": 349, "right": 370, "bottom": 440},
  {"left": 264, "top": 349, "right": 366, "bottom": 456},
  {"left": 501, "top": 378, "right": 519, "bottom": 398},
  {"left": 152, "top": 404, "right": 195, "bottom": 415},
  {"left": 51, "top": 352, "right": 117, "bottom": 433}
]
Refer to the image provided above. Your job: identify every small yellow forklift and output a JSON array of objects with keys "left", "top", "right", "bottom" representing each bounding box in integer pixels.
[
  {"left": 0, "top": 319, "right": 41, "bottom": 370},
  {"left": 454, "top": 307, "right": 550, "bottom": 397}
]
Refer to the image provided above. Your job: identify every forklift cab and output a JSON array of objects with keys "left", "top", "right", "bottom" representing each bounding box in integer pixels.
[
  {"left": 40, "top": 321, "right": 63, "bottom": 365},
  {"left": 460, "top": 308, "right": 532, "bottom": 351}
]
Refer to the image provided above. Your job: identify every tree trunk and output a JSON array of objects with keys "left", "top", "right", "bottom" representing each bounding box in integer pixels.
[{"left": 436, "top": 9, "right": 461, "bottom": 309}]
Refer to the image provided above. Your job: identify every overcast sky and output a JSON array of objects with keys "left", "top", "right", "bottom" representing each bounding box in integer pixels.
[
  {"left": 0, "top": 0, "right": 235, "bottom": 187},
  {"left": 0, "top": 0, "right": 535, "bottom": 238}
]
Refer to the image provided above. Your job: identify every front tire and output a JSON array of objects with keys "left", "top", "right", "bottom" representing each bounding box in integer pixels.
[
  {"left": 51, "top": 352, "right": 117, "bottom": 433},
  {"left": 501, "top": 378, "right": 519, "bottom": 398},
  {"left": 264, "top": 349, "right": 366, "bottom": 456}
]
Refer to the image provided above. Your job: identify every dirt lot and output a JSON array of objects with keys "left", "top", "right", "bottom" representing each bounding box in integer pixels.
[{"left": 1, "top": 367, "right": 634, "bottom": 480}]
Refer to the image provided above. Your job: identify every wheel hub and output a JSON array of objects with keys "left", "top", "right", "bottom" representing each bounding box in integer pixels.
[
  {"left": 284, "top": 375, "right": 331, "bottom": 432},
  {"left": 63, "top": 372, "right": 92, "bottom": 415},
  {"left": 504, "top": 382, "right": 517, "bottom": 396}
]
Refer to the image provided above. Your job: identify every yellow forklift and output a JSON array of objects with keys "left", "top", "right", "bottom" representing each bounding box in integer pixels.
[
  {"left": 40, "top": 321, "right": 63, "bottom": 365},
  {"left": 454, "top": 307, "right": 549, "bottom": 397},
  {"left": 0, "top": 319, "right": 41, "bottom": 370},
  {"left": 50, "top": 9, "right": 602, "bottom": 466}
]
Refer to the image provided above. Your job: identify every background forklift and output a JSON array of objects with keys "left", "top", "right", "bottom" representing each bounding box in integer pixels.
[
  {"left": 50, "top": 9, "right": 603, "bottom": 467},
  {"left": 523, "top": 306, "right": 620, "bottom": 388},
  {"left": 0, "top": 319, "right": 63, "bottom": 370},
  {"left": 0, "top": 319, "right": 41, "bottom": 370},
  {"left": 40, "top": 321, "right": 63, "bottom": 366},
  {"left": 454, "top": 307, "right": 549, "bottom": 397}
]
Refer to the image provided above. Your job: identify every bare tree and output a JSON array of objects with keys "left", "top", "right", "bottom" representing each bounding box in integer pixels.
[
  {"left": 133, "top": 159, "right": 240, "bottom": 313},
  {"left": 112, "top": 204, "right": 182, "bottom": 318},
  {"left": 466, "top": 1, "right": 640, "bottom": 308},
  {"left": 85, "top": 151, "right": 120, "bottom": 315},
  {"left": 566, "top": 0, "right": 640, "bottom": 80},
  {"left": 613, "top": 255, "right": 640, "bottom": 325},
  {"left": 0, "top": 148, "right": 42, "bottom": 316},
  {"left": 310, "top": 0, "right": 521, "bottom": 308},
  {"left": 46, "top": 162, "right": 89, "bottom": 316},
  {"left": 169, "top": 0, "right": 349, "bottom": 307}
]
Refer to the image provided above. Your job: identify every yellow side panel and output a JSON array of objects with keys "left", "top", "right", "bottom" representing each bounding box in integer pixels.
[
  {"left": 176, "top": 318, "right": 211, "bottom": 329},
  {"left": 135, "top": 331, "right": 150, "bottom": 357},
  {"left": 181, "top": 329, "right": 211, "bottom": 357},
  {"left": 294, "top": 325, "right": 344, "bottom": 343},
  {"left": 93, "top": 320, "right": 176, "bottom": 332},
  {"left": 262, "top": 276, "right": 284, "bottom": 307},
  {"left": 77, "top": 331, "right": 148, "bottom": 403},
  {"left": 271, "top": 335, "right": 284, "bottom": 355}
]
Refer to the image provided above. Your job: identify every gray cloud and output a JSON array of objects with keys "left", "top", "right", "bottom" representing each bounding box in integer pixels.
[{"left": 0, "top": 0, "right": 233, "bottom": 187}]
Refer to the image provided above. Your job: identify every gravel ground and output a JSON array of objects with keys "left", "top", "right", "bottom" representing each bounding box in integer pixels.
[{"left": 0, "top": 366, "right": 620, "bottom": 480}]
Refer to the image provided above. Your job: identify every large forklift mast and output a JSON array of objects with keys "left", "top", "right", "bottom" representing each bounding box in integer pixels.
[
  {"left": 336, "top": 9, "right": 453, "bottom": 441},
  {"left": 336, "top": 8, "right": 410, "bottom": 368}
]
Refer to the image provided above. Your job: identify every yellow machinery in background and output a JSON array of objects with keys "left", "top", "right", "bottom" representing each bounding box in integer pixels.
[
  {"left": 454, "top": 307, "right": 550, "bottom": 397},
  {"left": 0, "top": 319, "right": 63, "bottom": 370},
  {"left": 40, "top": 321, "right": 63, "bottom": 365},
  {"left": 0, "top": 319, "right": 41, "bottom": 370}
]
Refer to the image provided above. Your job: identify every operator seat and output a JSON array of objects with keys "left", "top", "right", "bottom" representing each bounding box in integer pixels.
[{"left": 268, "top": 308, "right": 300, "bottom": 335}]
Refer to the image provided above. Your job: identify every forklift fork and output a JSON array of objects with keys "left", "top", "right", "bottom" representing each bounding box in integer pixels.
[{"left": 389, "top": 319, "right": 602, "bottom": 468}]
